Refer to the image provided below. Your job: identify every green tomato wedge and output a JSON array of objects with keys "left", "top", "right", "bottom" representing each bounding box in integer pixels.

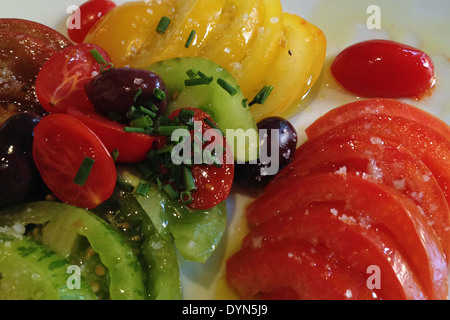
[
  {"left": 0, "top": 202, "right": 146, "bottom": 300},
  {"left": 145, "top": 57, "right": 259, "bottom": 163},
  {"left": 94, "top": 187, "right": 182, "bottom": 300},
  {"left": 0, "top": 233, "right": 96, "bottom": 300}
]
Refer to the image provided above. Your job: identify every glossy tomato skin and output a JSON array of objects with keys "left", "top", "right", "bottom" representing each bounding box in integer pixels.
[
  {"left": 67, "top": 107, "right": 156, "bottom": 163},
  {"left": 35, "top": 43, "right": 111, "bottom": 114},
  {"left": 67, "top": 0, "right": 117, "bottom": 44},
  {"left": 168, "top": 108, "right": 234, "bottom": 210},
  {"left": 331, "top": 40, "right": 435, "bottom": 99},
  {"left": 33, "top": 114, "right": 116, "bottom": 209}
]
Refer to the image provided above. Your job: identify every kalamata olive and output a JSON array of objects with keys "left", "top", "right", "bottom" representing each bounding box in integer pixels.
[
  {"left": 0, "top": 113, "right": 46, "bottom": 208},
  {"left": 234, "top": 117, "right": 298, "bottom": 187},
  {"left": 85, "top": 67, "right": 168, "bottom": 122}
]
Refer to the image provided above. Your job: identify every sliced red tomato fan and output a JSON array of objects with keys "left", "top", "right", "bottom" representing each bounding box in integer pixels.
[{"left": 227, "top": 98, "right": 450, "bottom": 300}]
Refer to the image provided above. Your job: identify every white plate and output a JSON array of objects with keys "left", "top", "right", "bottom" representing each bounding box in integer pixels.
[{"left": 2, "top": 0, "right": 449, "bottom": 300}]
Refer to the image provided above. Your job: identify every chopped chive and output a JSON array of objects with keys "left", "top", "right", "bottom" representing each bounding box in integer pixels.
[
  {"left": 157, "top": 125, "right": 188, "bottom": 136},
  {"left": 136, "top": 182, "right": 151, "bottom": 196},
  {"left": 73, "top": 156, "right": 95, "bottom": 186},
  {"left": 180, "top": 191, "right": 193, "bottom": 205},
  {"left": 217, "top": 78, "right": 238, "bottom": 96},
  {"left": 182, "top": 166, "right": 197, "bottom": 192},
  {"left": 184, "top": 76, "right": 213, "bottom": 87},
  {"left": 156, "top": 144, "right": 174, "bottom": 155},
  {"left": 156, "top": 16, "right": 171, "bottom": 34},
  {"left": 130, "top": 115, "right": 153, "bottom": 128},
  {"left": 177, "top": 108, "right": 196, "bottom": 124},
  {"left": 139, "top": 106, "right": 157, "bottom": 118},
  {"left": 153, "top": 88, "right": 166, "bottom": 101},
  {"left": 90, "top": 49, "right": 107, "bottom": 65},
  {"left": 242, "top": 98, "right": 249, "bottom": 108},
  {"left": 186, "top": 69, "right": 198, "bottom": 79},
  {"left": 111, "top": 148, "right": 119, "bottom": 163},
  {"left": 249, "top": 85, "right": 274, "bottom": 106},
  {"left": 124, "top": 127, "right": 146, "bottom": 133},
  {"left": 185, "top": 30, "right": 196, "bottom": 48},
  {"left": 162, "top": 184, "right": 179, "bottom": 199},
  {"left": 134, "top": 88, "right": 143, "bottom": 102}
]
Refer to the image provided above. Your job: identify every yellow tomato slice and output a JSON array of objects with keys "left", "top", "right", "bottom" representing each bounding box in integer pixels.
[
  {"left": 143, "top": 0, "right": 227, "bottom": 64},
  {"left": 84, "top": 0, "right": 176, "bottom": 67},
  {"left": 250, "top": 13, "right": 326, "bottom": 122},
  {"left": 234, "top": 0, "right": 284, "bottom": 99},
  {"left": 199, "top": 0, "right": 265, "bottom": 72}
]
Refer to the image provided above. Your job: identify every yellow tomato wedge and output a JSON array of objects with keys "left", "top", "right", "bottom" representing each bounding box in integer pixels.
[
  {"left": 84, "top": 0, "right": 177, "bottom": 67},
  {"left": 200, "top": 0, "right": 265, "bottom": 72},
  {"left": 142, "top": 0, "right": 226, "bottom": 64},
  {"left": 234, "top": 0, "right": 284, "bottom": 99},
  {"left": 249, "top": 13, "right": 326, "bottom": 122}
]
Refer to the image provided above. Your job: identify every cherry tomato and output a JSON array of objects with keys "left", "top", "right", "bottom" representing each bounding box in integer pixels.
[
  {"left": 67, "top": 0, "right": 117, "bottom": 44},
  {"left": 168, "top": 108, "right": 234, "bottom": 210},
  {"left": 331, "top": 40, "right": 435, "bottom": 99},
  {"left": 33, "top": 113, "right": 116, "bottom": 209},
  {"left": 35, "top": 43, "right": 111, "bottom": 114},
  {"left": 67, "top": 107, "right": 156, "bottom": 163}
]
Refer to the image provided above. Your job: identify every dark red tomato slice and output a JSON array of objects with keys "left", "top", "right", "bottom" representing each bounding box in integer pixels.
[
  {"left": 269, "top": 134, "right": 450, "bottom": 260},
  {"left": 32, "top": 113, "right": 116, "bottom": 209},
  {"left": 35, "top": 43, "right": 111, "bottom": 114},
  {"left": 0, "top": 18, "right": 73, "bottom": 50},
  {"left": 0, "top": 31, "right": 58, "bottom": 116},
  {"left": 67, "top": 0, "right": 117, "bottom": 44},
  {"left": 331, "top": 40, "right": 435, "bottom": 99},
  {"left": 67, "top": 107, "right": 156, "bottom": 163},
  {"left": 169, "top": 108, "right": 234, "bottom": 210},
  {"left": 247, "top": 172, "right": 448, "bottom": 299},
  {"left": 235, "top": 205, "right": 425, "bottom": 300},
  {"left": 306, "top": 99, "right": 450, "bottom": 142}
]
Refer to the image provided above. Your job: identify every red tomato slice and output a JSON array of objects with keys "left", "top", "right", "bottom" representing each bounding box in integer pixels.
[
  {"left": 310, "top": 114, "right": 450, "bottom": 207},
  {"left": 306, "top": 99, "right": 450, "bottom": 142},
  {"left": 33, "top": 113, "right": 116, "bottom": 209},
  {"left": 232, "top": 205, "right": 425, "bottom": 300},
  {"left": 269, "top": 134, "right": 450, "bottom": 260},
  {"left": 67, "top": 0, "right": 117, "bottom": 44},
  {"left": 331, "top": 40, "right": 435, "bottom": 99},
  {"left": 168, "top": 108, "right": 234, "bottom": 210},
  {"left": 67, "top": 107, "right": 156, "bottom": 163},
  {"left": 35, "top": 43, "right": 111, "bottom": 114},
  {"left": 247, "top": 172, "right": 448, "bottom": 299}
]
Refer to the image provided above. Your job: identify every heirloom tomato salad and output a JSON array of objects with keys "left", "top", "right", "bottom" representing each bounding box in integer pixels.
[{"left": 0, "top": 0, "right": 449, "bottom": 300}]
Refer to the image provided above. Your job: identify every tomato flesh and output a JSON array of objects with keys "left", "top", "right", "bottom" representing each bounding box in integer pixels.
[
  {"left": 247, "top": 172, "right": 448, "bottom": 299},
  {"left": 230, "top": 205, "right": 425, "bottom": 300},
  {"left": 67, "top": 107, "right": 156, "bottom": 163},
  {"left": 35, "top": 43, "right": 111, "bottom": 114},
  {"left": 306, "top": 98, "right": 450, "bottom": 142},
  {"left": 67, "top": 0, "right": 117, "bottom": 44},
  {"left": 32, "top": 113, "right": 116, "bottom": 209},
  {"left": 331, "top": 40, "right": 435, "bottom": 99},
  {"left": 269, "top": 134, "right": 450, "bottom": 260}
]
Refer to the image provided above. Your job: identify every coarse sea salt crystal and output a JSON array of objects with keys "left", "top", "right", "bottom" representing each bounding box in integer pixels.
[{"left": 345, "top": 289, "right": 353, "bottom": 298}]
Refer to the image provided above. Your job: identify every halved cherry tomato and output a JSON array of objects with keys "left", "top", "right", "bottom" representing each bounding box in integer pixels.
[
  {"left": 67, "top": 0, "right": 117, "bottom": 44},
  {"left": 67, "top": 107, "right": 156, "bottom": 163},
  {"left": 35, "top": 43, "right": 111, "bottom": 114},
  {"left": 269, "top": 134, "right": 450, "bottom": 260},
  {"left": 168, "top": 108, "right": 234, "bottom": 210},
  {"left": 306, "top": 99, "right": 450, "bottom": 142},
  {"left": 247, "top": 172, "right": 448, "bottom": 299},
  {"left": 32, "top": 113, "right": 116, "bottom": 209},
  {"left": 229, "top": 205, "right": 424, "bottom": 300},
  {"left": 331, "top": 40, "right": 435, "bottom": 99}
]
